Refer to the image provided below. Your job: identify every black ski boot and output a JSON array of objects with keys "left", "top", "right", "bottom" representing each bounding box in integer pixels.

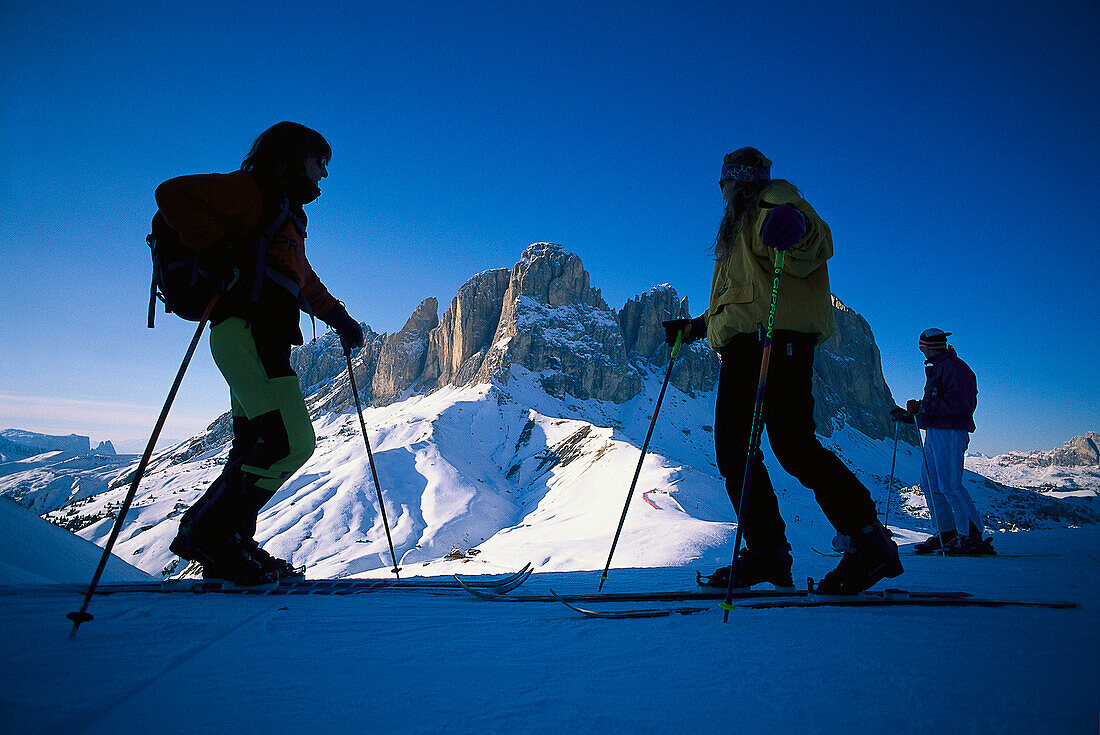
[
  {"left": 913, "top": 529, "right": 956, "bottom": 555},
  {"left": 816, "top": 520, "right": 903, "bottom": 595},
  {"left": 943, "top": 534, "right": 991, "bottom": 556},
  {"left": 185, "top": 533, "right": 276, "bottom": 586},
  {"left": 244, "top": 539, "right": 305, "bottom": 580},
  {"left": 699, "top": 544, "right": 794, "bottom": 589},
  {"left": 170, "top": 477, "right": 275, "bottom": 586}
]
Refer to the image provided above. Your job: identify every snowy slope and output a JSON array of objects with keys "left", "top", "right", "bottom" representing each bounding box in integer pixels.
[
  {"left": 0, "top": 496, "right": 151, "bottom": 584},
  {"left": 0, "top": 449, "right": 137, "bottom": 515},
  {"left": 27, "top": 361, "right": 1092, "bottom": 586}
]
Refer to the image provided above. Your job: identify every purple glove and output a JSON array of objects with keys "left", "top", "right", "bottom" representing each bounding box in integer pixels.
[{"left": 760, "top": 204, "right": 806, "bottom": 251}]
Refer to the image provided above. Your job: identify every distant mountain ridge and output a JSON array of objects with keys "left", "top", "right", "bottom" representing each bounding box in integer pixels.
[
  {"left": 0, "top": 429, "right": 115, "bottom": 463},
  {"left": 977, "top": 432, "right": 1100, "bottom": 469},
  {"left": 966, "top": 431, "right": 1100, "bottom": 496}
]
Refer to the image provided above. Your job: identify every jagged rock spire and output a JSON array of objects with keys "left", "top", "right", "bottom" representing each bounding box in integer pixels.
[{"left": 282, "top": 243, "right": 901, "bottom": 440}]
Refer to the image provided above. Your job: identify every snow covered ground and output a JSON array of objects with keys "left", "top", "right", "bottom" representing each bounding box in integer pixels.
[
  {"left": 1, "top": 525, "right": 1096, "bottom": 735},
  {"left": 0, "top": 496, "right": 150, "bottom": 584}
]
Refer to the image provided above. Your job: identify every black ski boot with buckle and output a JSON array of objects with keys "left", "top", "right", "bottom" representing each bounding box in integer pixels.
[
  {"left": 185, "top": 533, "right": 276, "bottom": 586},
  {"left": 816, "top": 519, "right": 903, "bottom": 595},
  {"left": 243, "top": 539, "right": 305, "bottom": 580}
]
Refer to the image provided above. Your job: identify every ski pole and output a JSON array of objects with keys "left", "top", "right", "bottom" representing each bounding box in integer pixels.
[
  {"left": 913, "top": 423, "right": 946, "bottom": 555},
  {"left": 345, "top": 350, "right": 401, "bottom": 578},
  {"left": 882, "top": 418, "right": 901, "bottom": 529},
  {"left": 721, "top": 250, "right": 785, "bottom": 623},
  {"left": 597, "top": 330, "right": 683, "bottom": 591},
  {"left": 68, "top": 295, "right": 220, "bottom": 639}
]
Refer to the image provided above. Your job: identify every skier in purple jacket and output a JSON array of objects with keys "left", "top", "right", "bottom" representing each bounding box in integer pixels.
[{"left": 906, "top": 328, "right": 992, "bottom": 555}]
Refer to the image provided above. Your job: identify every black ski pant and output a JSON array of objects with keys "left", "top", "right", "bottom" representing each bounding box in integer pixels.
[{"left": 714, "top": 331, "right": 878, "bottom": 551}]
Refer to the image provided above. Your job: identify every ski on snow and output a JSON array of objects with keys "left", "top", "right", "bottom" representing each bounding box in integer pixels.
[
  {"left": 544, "top": 587, "right": 1077, "bottom": 618},
  {"left": 811, "top": 547, "right": 1062, "bottom": 559},
  {"left": 452, "top": 575, "right": 1077, "bottom": 618},
  {"left": 549, "top": 589, "right": 708, "bottom": 618},
  {"left": 56, "top": 563, "right": 535, "bottom": 597},
  {"left": 452, "top": 576, "right": 813, "bottom": 603}
]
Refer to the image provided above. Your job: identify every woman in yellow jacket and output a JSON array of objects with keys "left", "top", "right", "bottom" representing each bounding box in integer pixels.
[{"left": 665, "top": 147, "right": 902, "bottom": 595}]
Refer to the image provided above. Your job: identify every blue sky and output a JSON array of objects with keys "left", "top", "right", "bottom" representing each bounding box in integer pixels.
[{"left": 1, "top": 1, "right": 1096, "bottom": 455}]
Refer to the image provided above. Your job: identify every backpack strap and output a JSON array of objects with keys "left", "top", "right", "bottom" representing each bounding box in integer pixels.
[
  {"left": 148, "top": 232, "right": 160, "bottom": 328},
  {"left": 247, "top": 195, "right": 317, "bottom": 318},
  {"left": 250, "top": 194, "right": 294, "bottom": 303}
]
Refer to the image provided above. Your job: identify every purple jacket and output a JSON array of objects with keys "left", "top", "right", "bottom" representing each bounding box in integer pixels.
[{"left": 918, "top": 347, "right": 977, "bottom": 432}]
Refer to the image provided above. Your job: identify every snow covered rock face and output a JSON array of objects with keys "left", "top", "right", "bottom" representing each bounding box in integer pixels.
[
  {"left": 296, "top": 328, "right": 385, "bottom": 414},
  {"left": 177, "top": 242, "right": 901, "bottom": 442},
  {"left": 813, "top": 296, "right": 904, "bottom": 442},
  {"left": 965, "top": 432, "right": 1100, "bottom": 499},
  {"left": 989, "top": 432, "right": 1100, "bottom": 469},
  {"left": 1, "top": 429, "right": 92, "bottom": 456},
  {"left": 1058, "top": 433, "right": 1100, "bottom": 467},
  {"left": 419, "top": 269, "right": 511, "bottom": 390},
  {"left": 617, "top": 284, "right": 719, "bottom": 396},
  {"left": 272, "top": 244, "right": 898, "bottom": 432}
]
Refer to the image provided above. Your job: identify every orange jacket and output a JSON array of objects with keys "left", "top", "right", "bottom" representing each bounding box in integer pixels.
[{"left": 154, "top": 171, "right": 338, "bottom": 320}]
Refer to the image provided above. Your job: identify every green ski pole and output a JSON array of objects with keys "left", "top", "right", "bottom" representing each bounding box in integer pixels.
[{"left": 721, "top": 250, "right": 784, "bottom": 622}]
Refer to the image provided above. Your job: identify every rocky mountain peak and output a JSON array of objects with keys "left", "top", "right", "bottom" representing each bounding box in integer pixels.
[
  {"left": 618, "top": 284, "right": 687, "bottom": 362},
  {"left": 419, "top": 269, "right": 511, "bottom": 391},
  {"left": 1057, "top": 433, "right": 1100, "bottom": 467},
  {"left": 372, "top": 297, "right": 439, "bottom": 406},
  {"left": 249, "top": 243, "right": 901, "bottom": 442},
  {"left": 507, "top": 242, "right": 608, "bottom": 309}
]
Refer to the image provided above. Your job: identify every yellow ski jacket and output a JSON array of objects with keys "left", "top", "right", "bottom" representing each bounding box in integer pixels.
[{"left": 705, "top": 180, "right": 836, "bottom": 349}]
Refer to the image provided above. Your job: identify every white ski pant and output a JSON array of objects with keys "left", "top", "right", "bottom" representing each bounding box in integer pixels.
[{"left": 920, "top": 427, "right": 983, "bottom": 536}]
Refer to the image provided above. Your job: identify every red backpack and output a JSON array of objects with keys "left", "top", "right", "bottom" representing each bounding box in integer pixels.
[{"left": 146, "top": 197, "right": 291, "bottom": 327}]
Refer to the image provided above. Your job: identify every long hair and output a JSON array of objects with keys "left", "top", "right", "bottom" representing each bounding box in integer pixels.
[
  {"left": 712, "top": 147, "right": 782, "bottom": 261},
  {"left": 241, "top": 122, "right": 331, "bottom": 189}
]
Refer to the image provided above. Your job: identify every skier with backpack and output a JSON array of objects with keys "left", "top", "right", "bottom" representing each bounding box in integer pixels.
[
  {"left": 153, "top": 122, "right": 364, "bottom": 584},
  {"left": 664, "top": 147, "right": 903, "bottom": 595},
  {"left": 904, "top": 328, "right": 991, "bottom": 555}
]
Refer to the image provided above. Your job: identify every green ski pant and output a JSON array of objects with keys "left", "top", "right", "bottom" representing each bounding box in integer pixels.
[{"left": 210, "top": 317, "right": 316, "bottom": 493}]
